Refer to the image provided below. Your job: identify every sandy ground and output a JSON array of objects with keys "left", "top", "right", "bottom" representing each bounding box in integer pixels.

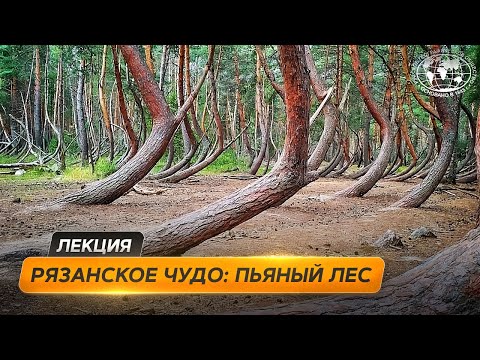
[{"left": 0, "top": 174, "right": 477, "bottom": 315}]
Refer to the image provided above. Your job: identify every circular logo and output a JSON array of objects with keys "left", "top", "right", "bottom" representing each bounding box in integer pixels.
[{"left": 414, "top": 52, "right": 476, "bottom": 97}]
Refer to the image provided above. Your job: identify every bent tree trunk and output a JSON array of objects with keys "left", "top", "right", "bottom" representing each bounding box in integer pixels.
[
  {"left": 336, "top": 45, "right": 394, "bottom": 197},
  {"left": 159, "top": 65, "right": 225, "bottom": 183},
  {"left": 112, "top": 45, "right": 139, "bottom": 167},
  {"left": 305, "top": 45, "right": 339, "bottom": 171},
  {"left": 392, "top": 95, "right": 460, "bottom": 208},
  {"left": 239, "top": 226, "right": 480, "bottom": 315},
  {"left": 142, "top": 45, "right": 310, "bottom": 256},
  {"left": 55, "top": 45, "right": 214, "bottom": 205},
  {"left": 391, "top": 122, "right": 436, "bottom": 182},
  {"left": 250, "top": 52, "right": 269, "bottom": 175}
]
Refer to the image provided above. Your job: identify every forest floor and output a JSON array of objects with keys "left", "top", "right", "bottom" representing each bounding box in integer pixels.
[{"left": 0, "top": 174, "right": 477, "bottom": 315}]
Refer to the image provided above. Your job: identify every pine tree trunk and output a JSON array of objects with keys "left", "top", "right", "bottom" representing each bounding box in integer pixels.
[
  {"left": 392, "top": 95, "right": 460, "bottom": 208},
  {"left": 336, "top": 45, "right": 394, "bottom": 197},
  {"left": 158, "top": 64, "right": 225, "bottom": 183},
  {"left": 55, "top": 49, "right": 66, "bottom": 171},
  {"left": 99, "top": 45, "right": 115, "bottom": 162},
  {"left": 305, "top": 46, "right": 339, "bottom": 171},
  {"left": 55, "top": 45, "right": 213, "bottom": 205},
  {"left": 142, "top": 45, "right": 310, "bottom": 256},
  {"left": 75, "top": 57, "right": 89, "bottom": 166},
  {"left": 234, "top": 51, "right": 254, "bottom": 166},
  {"left": 112, "top": 45, "right": 139, "bottom": 167},
  {"left": 475, "top": 106, "right": 480, "bottom": 225},
  {"left": 33, "top": 46, "right": 43, "bottom": 149},
  {"left": 177, "top": 45, "right": 193, "bottom": 164},
  {"left": 250, "top": 52, "right": 269, "bottom": 175}
]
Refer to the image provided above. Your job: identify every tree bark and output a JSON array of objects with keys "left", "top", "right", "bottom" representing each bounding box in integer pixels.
[
  {"left": 158, "top": 45, "right": 169, "bottom": 91},
  {"left": 142, "top": 45, "right": 310, "bottom": 256},
  {"left": 186, "top": 45, "right": 208, "bottom": 151},
  {"left": 143, "top": 45, "right": 155, "bottom": 76},
  {"left": 431, "top": 105, "right": 443, "bottom": 152},
  {"left": 177, "top": 45, "right": 194, "bottom": 163},
  {"left": 75, "top": 55, "right": 89, "bottom": 167},
  {"left": 401, "top": 45, "right": 440, "bottom": 121},
  {"left": 255, "top": 45, "right": 285, "bottom": 102},
  {"left": 158, "top": 64, "right": 225, "bottom": 183},
  {"left": 392, "top": 95, "right": 460, "bottom": 208},
  {"left": 336, "top": 45, "right": 394, "bottom": 197},
  {"left": 390, "top": 113, "right": 435, "bottom": 182},
  {"left": 362, "top": 47, "right": 375, "bottom": 167},
  {"left": 305, "top": 46, "right": 339, "bottom": 171},
  {"left": 99, "top": 45, "right": 115, "bottom": 162},
  {"left": 54, "top": 48, "right": 65, "bottom": 170},
  {"left": 55, "top": 45, "right": 214, "bottom": 205},
  {"left": 476, "top": 107, "right": 480, "bottom": 225},
  {"left": 362, "top": 108, "right": 371, "bottom": 167},
  {"left": 238, "top": 226, "right": 480, "bottom": 315},
  {"left": 335, "top": 45, "right": 343, "bottom": 107},
  {"left": 112, "top": 45, "right": 139, "bottom": 167},
  {"left": 33, "top": 46, "right": 43, "bottom": 149},
  {"left": 461, "top": 102, "right": 476, "bottom": 144},
  {"left": 234, "top": 50, "right": 254, "bottom": 166},
  {"left": 250, "top": 52, "right": 269, "bottom": 175}
]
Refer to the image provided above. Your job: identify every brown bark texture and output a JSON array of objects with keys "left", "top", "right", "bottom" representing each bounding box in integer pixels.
[
  {"left": 305, "top": 46, "right": 340, "bottom": 171},
  {"left": 99, "top": 45, "right": 114, "bottom": 162},
  {"left": 392, "top": 95, "right": 459, "bottom": 208},
  {"left": 112, "top": 45, "right": 138, "bottom": 166},
  {"left": 238, "top": 226, "right": 480, "bottom": 315},
  {"left": 336, "top": 45, "right": 394, "bottom": 197},
  {"left": 142, "top": 45, "right": 310, "bottom": 256},
  {"left": 55, "top": 45, "right": 213, "bottom": 205}
]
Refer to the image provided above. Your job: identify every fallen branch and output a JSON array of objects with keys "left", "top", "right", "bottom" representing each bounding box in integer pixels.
[
  {"left": 222, "top": 174, "right": 260, "bottom": 180},
  {"left": 0, "top": 169, "right": 19, "bottom": 175},
  {"left": 132, "top": 185, "right": 168, "bottom": 195},
  {"left": 438, "top": 186, "right": 480, "bottom": 199}
]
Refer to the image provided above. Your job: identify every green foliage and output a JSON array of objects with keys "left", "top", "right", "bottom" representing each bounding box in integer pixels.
[
  {"left": 395, "top": 165, "right": 408, "bottom": 174},
  {"left": 462, "top": 45, "right": 480, "bottom": 106},
  {"left": 151, "top": 158, "right": 167, "bottom": 174},
  {"left": 200, "top": 148, "right": 249, "bottom": 174},
  {"left": 0, "top": 154, "right": 38, "bottom": 164},
  {"left": 94, "top": 157, "right": 117, "bottom": 178},
  {"left": 0, "top": 167, "right": 56, "bottom": 182},
  {"left": 3, "top": 43, "right": 480, "bottom": 189},
  {"left": 62, "top": 157, "right": 115, "bottom": 182},
  {"left": 0, "top": 154, "right": 116, "bottom": 183},
  {"left": 62, "top": 166, "right": 97, "bottom": 182}
]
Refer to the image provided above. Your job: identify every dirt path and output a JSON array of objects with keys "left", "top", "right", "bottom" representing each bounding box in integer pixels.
[{"left": 0, "top": 175, "right": 476, "bottom": 314}]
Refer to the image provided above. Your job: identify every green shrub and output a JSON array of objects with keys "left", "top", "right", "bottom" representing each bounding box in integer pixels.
[
  {"left": 62, "top": 157, "right": 116, "bottom": 182},
  {"left": 200, "top": 149, "right": 250, "bottom": 174}
]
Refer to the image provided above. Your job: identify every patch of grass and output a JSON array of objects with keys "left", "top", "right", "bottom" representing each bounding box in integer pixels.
[
  {"left": 0, "top": 167, "right": 56, "bottom": 182},
  {"left": 348, "top": 164, "right": 360, "bottom": 172},
  {"left": 0, "top": 155, "right": 57, "bottom": 182},
  {"left": 62, "top": 166, "right": 97, "bottom": 182},
  {"left": 396, "top": 165, "right": 408, "bottom": 174},
  {"left": 151, "top": 158, "right": 168, "bottom": 174},
  {"left": 0, "top": 154, "right": 37, "bottom": 164},
  {"left": 94, "top": 157, "right": 117, "bottom": 178},
  {"left": 0, "top": 155, "right": 117, "bottom": 183},
  {"left": 62, "top": 157, "right": 116, "bottom": 182},
  {"left": 200, "top": 149, "right": 250, "bottom": 175}
]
